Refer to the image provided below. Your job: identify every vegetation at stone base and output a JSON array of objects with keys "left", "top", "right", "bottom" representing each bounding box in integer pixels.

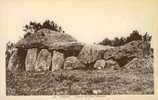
[
  {"left": 99, "top": 30, "right": 152, "bottom": 47},
  {"left": 6, "top": 58, "right": 153, "bottom": 95},
  {"left": 23, "top": 19, "right": 65, "bottom": 38}
]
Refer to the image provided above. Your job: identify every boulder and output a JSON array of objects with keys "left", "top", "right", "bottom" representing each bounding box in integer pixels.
[
  {"left": 104, "top": 59, "right": 120, "bottom": 70},
  {"left": 78, "top": 44, "right": 113, "bottom": 65},
  {"left": 25, "top": 48, "right": 38, "bottom": 71},
  {"left": 103, "top": 41, "right": 144, "bottom": 66},
  {"left": 64, "top": 56, "right": 85, "bottom": 70},
  {"left": 93, "top": 59, "right": 106, "bottom": 69},
  {"left": 124, "top": 57, "right": 153, "bottom": 73},
  {"left": 35, "top": 49, "right": 51, "bottom": 71},
  {"left": 51, "top": 51, "right": 64, "bottom": 71}
]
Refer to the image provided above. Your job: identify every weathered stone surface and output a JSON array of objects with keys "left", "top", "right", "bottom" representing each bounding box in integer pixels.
[
  {"left": 103, "top": 41, "right": 145, "bottom": 67},
  {"left": 104, "top": 41, "right": 144, "bottom": 60},
  {"left": 15, "top": 29, "right": 78, "bottom": 49},
  {"left": 94, "top": 59, "right": 106, "bottom": 69},
  {"left": 49, "top": 42, "right": 84, "bottom": 57},
  {"left": 64, "top": 56, "right": 85, "bottom": 70},
  {"left": 124, "top": 57, "right": 153, "bottom": 73},
  {"left": 7, "top": 48, "right": 26, "bottom": 72},
  {"left": 35, "top": 49, "right": 51, "bottom": 71},
  {"left": 6, "top": 47, "right": 17, "bottom": 66},
  {"left": 51, "top": 51, "right": 64, "bottom": 71},
  {"left": 104, "top": 59, "right": 120, "bottom": 69},
  {"left": 48, "top": 42, "right": 84, "bottom": 52},
  {"left": 78, "top": 44, "right": 113, "bottom": 65},
  {"left": 7, "top": 49, "right": 19, "bottom": 71},
  {"left": 25, "top": 48, "right": 38, "bottom": 71}
]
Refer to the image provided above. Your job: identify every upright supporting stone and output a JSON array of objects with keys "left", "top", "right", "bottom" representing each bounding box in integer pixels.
[
  {"left": 51, "top": 51, "right": 64, "bottom": 71},
  {"left": 25, "top": 48, "right": 38, "bottom": 71},
  {"left": 35, "top": 49, "right": 51, "bottom": 71},
  {"left": 7, "top": 48, "right": 21, "bottom": 72}
]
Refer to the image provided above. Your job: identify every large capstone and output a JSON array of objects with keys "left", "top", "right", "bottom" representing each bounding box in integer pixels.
[
  {"left": 25, "top": 48, "right": 38, "bottom": 71},
  {"left": 51, "top": 51, "right": 64, "bottom": 71},
  {"left": 35, "top": 49, "right": 51, "bottom": 71}
]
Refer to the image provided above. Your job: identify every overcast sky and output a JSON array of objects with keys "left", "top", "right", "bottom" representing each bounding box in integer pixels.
[{"left": 0, "top": 0, "right": 158, "bottom": 44}]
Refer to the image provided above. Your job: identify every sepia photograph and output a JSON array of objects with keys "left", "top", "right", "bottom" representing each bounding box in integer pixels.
[{"left": 0, "top": 0, "right": 158, "bottom": 99}]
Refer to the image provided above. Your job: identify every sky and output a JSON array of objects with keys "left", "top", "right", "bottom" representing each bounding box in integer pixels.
[{"left": 0, "top": 0, "right": 158, "bottom": 44}]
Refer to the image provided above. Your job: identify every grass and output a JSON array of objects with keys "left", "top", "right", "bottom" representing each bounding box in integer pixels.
[{"left": 6, "top": 67, "right": 154, "bottom": 95}]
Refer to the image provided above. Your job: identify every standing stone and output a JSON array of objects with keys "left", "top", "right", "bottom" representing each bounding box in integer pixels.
[
  {"left": 35, "top": 49, "right": 51, "bottom": 71},
  {"left": 25, "top": 48, "right": 38, "bottom": 71},
  {"left": 7, "top": 48, "right": 20, "bottom": 72},
  {"left": 51, "top": 51, "right": 64, "bottom": 71},
  {"left": 64, "top": 56, "right": 85, "bottom": 70},
  {"left": 94, "top": 59, "right": 106, "bottom": 69}
]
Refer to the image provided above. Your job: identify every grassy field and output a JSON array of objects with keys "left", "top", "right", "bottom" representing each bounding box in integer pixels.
[{"left": 6, "top": 67, "right": 154, "bottom": 95}]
